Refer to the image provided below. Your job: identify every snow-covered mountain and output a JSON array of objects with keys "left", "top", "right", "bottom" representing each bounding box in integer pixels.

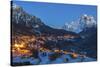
[
  {"left": 63, "top": 14, "right": 97, "bottom": 33},
  {"left": 12, "top": 4, "right": 44, "bottom": 28},
  {"left": 12, "top": 4, "right": 79, "bottom": 36}
]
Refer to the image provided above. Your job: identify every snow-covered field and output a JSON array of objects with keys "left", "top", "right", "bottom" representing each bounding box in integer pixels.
[{"left": 12, "top": 51, "right": 96, "bottom": 65}]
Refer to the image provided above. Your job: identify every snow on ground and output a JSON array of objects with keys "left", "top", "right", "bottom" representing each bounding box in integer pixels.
[{"left": 12, "top": 51, "right": 96, "bottom": 65}]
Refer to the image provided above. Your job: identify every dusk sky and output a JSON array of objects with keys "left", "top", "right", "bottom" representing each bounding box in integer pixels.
[{"left": 12, "top": 1, "right": 97, "bottom": 28}]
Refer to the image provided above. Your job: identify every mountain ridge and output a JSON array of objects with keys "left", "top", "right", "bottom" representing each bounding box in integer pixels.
[{"left": 12, "top": 4, "right": 79, "bottom": 37}]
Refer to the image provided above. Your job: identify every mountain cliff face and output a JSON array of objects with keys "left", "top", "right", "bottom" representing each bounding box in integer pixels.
[{"left": 12, "top": 4, "right": 44, "bottom": 35}]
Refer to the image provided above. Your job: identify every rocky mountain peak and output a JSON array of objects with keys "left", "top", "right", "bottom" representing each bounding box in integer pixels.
[{"left": 63, "top": 14, "right": 97, "bottom": 33}]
